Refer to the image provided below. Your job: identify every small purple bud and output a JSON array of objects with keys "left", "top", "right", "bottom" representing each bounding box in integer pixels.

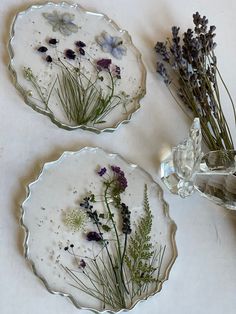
[
  {"left": 65, "top": 49, "right": 76, "bottom": 60},
  {"left": 80, "top": 259, "right": 86, "bottom": 268},
  {"left": 98, "top": 167, "right": 107, "bottom": 176},
  {"left": 38, "top": 46, "right": 48, "bottom": 53},
  {"left": 79, "top": 48, "right": 85, "bottom": 55},
  {"left": 49, "top": 38, "right": 58, "bottom": 45},
  {"left": 75, "top": 41, "right": 86, "bottom": 48},
  {"left": 46, "top": 55, "right": 52, "bottom": 63},
  {"left": 87, "top": 231, "right": 102, "bottom": 242}
]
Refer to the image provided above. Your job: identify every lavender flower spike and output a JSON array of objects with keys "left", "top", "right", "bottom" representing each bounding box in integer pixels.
[{"left": 157, "top": 62, "right": 171, "bottom": 85}]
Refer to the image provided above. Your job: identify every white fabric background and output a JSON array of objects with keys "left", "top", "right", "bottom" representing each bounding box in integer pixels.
[{"left": 1, "top": 0, "right": 236, "bottom": 313}]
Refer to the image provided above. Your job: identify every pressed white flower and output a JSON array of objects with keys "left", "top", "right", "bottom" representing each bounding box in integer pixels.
[
  {"left": 97, "top": 31, "right": 127, "bottom": 60},
  {"left": 64, "top": 209, "right": 87, "bottom": 231},
  {"left": 43, "top": 11, "right": 78, "bottom": 36}
]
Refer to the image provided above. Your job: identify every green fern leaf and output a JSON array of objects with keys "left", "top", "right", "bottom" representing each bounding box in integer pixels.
[{"left": 125, "top": 184, "right": 156, "bottom": 287}]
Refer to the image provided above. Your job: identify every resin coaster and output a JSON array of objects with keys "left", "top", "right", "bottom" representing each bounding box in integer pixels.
[
  {"left": 9, "top": 2, "right": 146, "bottom": 133},
  {"left": 21, "top": 147, "right": 177, "bottom": 313}
]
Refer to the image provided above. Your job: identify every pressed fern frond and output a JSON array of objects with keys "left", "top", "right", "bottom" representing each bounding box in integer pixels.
[{"left": 125, "top": 184, "right": 156, "bottom": 288}]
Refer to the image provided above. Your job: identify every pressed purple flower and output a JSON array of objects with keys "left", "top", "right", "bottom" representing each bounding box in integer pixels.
[
  {"left": 110, "top": 64, "right": 121, "bottom": 78},
  {"left": 38, "top": 46, "right": 48, "bottom": 53},
  {"left": 86, "top": 231, "right": 102, "bottom": 242},
  {"left": 75, "top": 41, "right": 86, "bottom": 48},
  {"left": 117, "top": 175, "right": 128, "bottom": 191},
  {"left": 96, "top": 58, "right": 112, "bottom": 71},
  {"left": 80, "top": 259, "right": 86, "bottom": 268},
  {"left": 111, "top": 165, "right": 128, "bottom": 191},
  {"left": 98, "top": 167, "right": 107, "bottom": 176},
  {"left": 79, "top": 47, "right": 85, "bottom": 55},
  {"left": 46, "top": 55, "right": 53, "bottom": 63},
  {"left": 48, "top": 38, "right": 58, "bottom": 45},
  {"left": 111, "top": 165, "right": 121, "bottom": 174},
  {"left": 65, "top": 49, "right": 76, "bottom": 60},
  {"left": 97, "top": 32, "right": 127, "bottom": 60}
]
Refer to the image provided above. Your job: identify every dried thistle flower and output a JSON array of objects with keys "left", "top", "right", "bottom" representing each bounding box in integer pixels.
[{"left": 155, "top": 12, "right": 236, "bottom": 151}]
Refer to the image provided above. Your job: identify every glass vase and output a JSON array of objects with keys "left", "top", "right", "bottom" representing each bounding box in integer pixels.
[{"left": 161, "top": 119, "right": 236, "bottom": 210}]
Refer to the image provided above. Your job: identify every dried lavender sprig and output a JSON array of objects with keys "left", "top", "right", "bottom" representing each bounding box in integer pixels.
[
  {"left": 162, "top": 18, "right": 232, "bottom": 149},
  {"left": 155, "top": 12, "right": 235, "bottom": 151},
  {"left": 177, "top": 64, "right": 233, "bottom": 150}
]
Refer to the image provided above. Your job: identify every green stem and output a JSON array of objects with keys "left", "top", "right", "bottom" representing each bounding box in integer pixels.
[
  {"left": 104, "top": 184, "right": 129, "bottom": 295},
  {"left": 107, "top": 71, "right": 115, "bottom": 103},
  {"left": 120, "top": 233, "right": 128, "bottom": 290},
  {"left": 104, "top": 184, "right": 122, "bottom": 259},
  {"left": 29, "top": 76, "right": 51, "bottom": 111},
  {"left": 214, "top": 62, "right": 236, "bottom": 126},
  {"left": 201, "top": 63, "right": 234, "bottom": 149},
  {"left": 85, "top": 198, "right": 126, "bottom": 307},
  {"left": 95, "top": 219, "right": 125, "bottom": 303}
]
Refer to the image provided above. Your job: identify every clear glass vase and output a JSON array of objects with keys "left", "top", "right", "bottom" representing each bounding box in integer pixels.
[{"left": 161, "top": 119, "right": 236, "bottom": 210}]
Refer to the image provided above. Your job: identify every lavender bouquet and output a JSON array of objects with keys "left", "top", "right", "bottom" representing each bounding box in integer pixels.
[{"left": 155, "top": 12, "right": 235, "bottom": 151}]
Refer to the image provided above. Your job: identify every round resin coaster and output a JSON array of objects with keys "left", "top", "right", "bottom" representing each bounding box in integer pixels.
[
  {"left": 9, "top": 2, "right": 146, "bottom": 133},
  {"left": 21, "top": 147, "right": 177, "bottom": 312}
]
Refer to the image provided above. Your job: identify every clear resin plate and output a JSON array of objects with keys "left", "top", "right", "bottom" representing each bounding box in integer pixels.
[
  {"left": 21, "top": 147, "right": 177, "bottom": 313},
  {"left": 9, "top": 2, "right": 146, "bottom": 133}
]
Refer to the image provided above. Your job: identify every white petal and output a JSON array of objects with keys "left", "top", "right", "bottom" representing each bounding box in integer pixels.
[
  {"left": 112, "top": 36, "right": 123, "bottom": 46},
  {"left": 59, "top": 24, "right": 72, "bottom": 36},
  {"left": 112, "top": 48, "right": 123, "bottom": 59},
  {"left": 42, "top": 12, "right": 59, "bottom": 24},
  {"left": 103, "top": 32, "right": 113, "bottom": 44},
  {"left": 52, "top": 23, "right": 60, "bottom": 32},
  {"left": 101, "top": 43, "right": 112, "bottom": 53},
  {"left": 62, "top": 13, "right": 74, "bottom": 23},
  {"left": 66, "top": 22, "right": 78, "bottom": 33},
  {"left": 96, "top": 35, "right": 105, "bottom": 45},
  {"left": 119, "top": 46, "right": 127, "bottom": 55}
]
